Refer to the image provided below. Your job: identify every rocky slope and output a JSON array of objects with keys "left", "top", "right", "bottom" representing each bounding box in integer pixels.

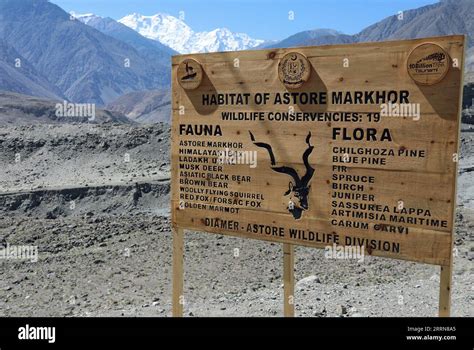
[
  {"left": 0, "top": 124, "right": 170, "bottom": 192},
  {"left": 0, "top": 0, "right": 172, "bottom": 105},
  {"left": 0, "top": 41, "right": 63, "bottom": 100},
  {"left": 106, "top": 90, "right": 171, "bottom": 123},
  {"left": 0, "top": 92, "right": 131, "bottom": 125}
]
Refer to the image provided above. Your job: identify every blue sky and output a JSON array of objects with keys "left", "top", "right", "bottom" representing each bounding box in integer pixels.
[{"left": 52, "top": 0, "right": 439, "bottom": 41}]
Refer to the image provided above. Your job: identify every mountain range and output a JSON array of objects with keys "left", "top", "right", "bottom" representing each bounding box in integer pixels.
[
  {"left": 0, "top": 0, "right": 473, "bottom": 123},
  {"left": 118, "top": 13, "right": 264, "bottom": 54},
  {"left": 0, "top": 0, "right": 172, "bottom": 106},
  {"left": 267, "top": 0, "right": 474, "bottom": 82},
  {"left": 72, "top": 13, "right": 177, "bottom": 60}
]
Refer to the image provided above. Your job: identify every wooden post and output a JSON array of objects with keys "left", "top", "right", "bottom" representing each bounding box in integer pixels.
[
  {"left": 439, "top": 264, "right": 452, "bottom": 317},
  {"left": 172, "top": 227, "right": 184, "bottom": 317},
  {"left": 438, "top": 35, "right": 465, "bottom": 318},
  {"left": 283, "top": 243, "right": 295, "bottom": 317}
]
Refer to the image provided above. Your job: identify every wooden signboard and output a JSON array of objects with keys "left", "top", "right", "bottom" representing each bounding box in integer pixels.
[{"left": 171, "top": 35, "right": 465, "bottom": 317}]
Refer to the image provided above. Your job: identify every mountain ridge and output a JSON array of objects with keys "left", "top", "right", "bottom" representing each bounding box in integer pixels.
[
  {"left": 118, "top": 12, "right": 264, "bottom": 53},
  {"left": 0, "top": 0, "right": 173, "bottom": 105},
  {"left": 269, "top": 0, "right": 473, "bottom": 82},
  {"left": 73, "top": 13, "right": 177, "bottom": 58}
]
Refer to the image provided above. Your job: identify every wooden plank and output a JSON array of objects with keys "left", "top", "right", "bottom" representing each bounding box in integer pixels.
[
  {"left": 172, "top": 227, "right": 184, "bottom": 317},
  {"left": 174, "top": 207, "right": 452, "bottom": 265},
  {"left": 283, "top": 243, "right": 295, "bottom": 317},
  {"left": 171, "top": 35, "right": 464, "bottom": 65}
]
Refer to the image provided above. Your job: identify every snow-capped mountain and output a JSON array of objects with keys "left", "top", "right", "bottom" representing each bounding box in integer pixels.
[{"left": 118, "top": 13, "right": 264, "bottom": 54}]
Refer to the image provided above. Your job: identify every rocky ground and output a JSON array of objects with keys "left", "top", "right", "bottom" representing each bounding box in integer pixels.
[
  {"left": 0, "top": 123, "right": 170, "bottom": 193},
  {"left": 0, "top": 123, "right": 472, "bottom": 317}
]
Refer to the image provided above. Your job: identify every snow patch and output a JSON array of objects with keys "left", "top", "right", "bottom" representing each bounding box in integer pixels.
[{"left": 118, "top": 13, "right": 263, "bottom": 54}]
